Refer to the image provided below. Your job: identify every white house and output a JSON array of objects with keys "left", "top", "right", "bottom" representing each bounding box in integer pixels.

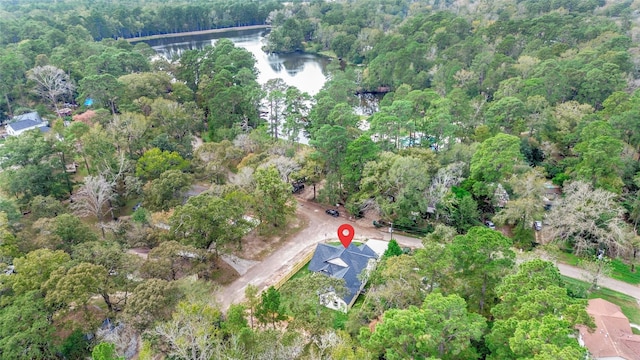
[{"left": 6, "top": 112, "right": 49, "bottom": 136}]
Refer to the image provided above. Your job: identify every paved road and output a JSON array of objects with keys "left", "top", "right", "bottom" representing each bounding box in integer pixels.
[
  {"left": 213, "top": 200, "right": 421, "bottom": 311},
  {"left": 214, "top": 200, "right": 640, "bottom": 310},
  {"left": 556, "top": 262, "right": 640, "bottom": 301}
]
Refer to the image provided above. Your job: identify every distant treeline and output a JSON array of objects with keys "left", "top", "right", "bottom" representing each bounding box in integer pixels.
[{"left": 0, "top": 0, "right": 283, "bottom": 43}]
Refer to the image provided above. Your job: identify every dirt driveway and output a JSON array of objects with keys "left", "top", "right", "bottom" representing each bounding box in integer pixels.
[{"left": 213, "top": 199, "right": 416, "bottom": 311}]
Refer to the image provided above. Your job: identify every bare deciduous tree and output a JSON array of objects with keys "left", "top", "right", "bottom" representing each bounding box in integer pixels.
[
  {"left": 27, "top": 65, "right": 75, "bottom": 116},
  {"left": 544, "top": 181, "right": 630, "bottom": 257},
  {"left": 260, "top": 155, "right": 300, "bottom": 183},
  {"left": 494, "top": 169, "right": 546, "bottom": 229},
  {"left": 71, "top": 175, "right": 115, "bottom": 238},
  {"left": 579, "top": 256, "right": 613, "bottom": 292},
  {"left": 424, "top": 162, "right": 465, "bottom": 210}
]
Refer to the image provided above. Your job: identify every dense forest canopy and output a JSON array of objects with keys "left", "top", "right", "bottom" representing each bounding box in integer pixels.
[
  {"left": 0, "top": 0, "right": 281, "bottom": 41},
  {"left": 1, "top": 0, "right": 640, "bottom": 358}
]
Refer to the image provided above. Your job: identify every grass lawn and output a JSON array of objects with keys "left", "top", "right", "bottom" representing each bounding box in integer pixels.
[
  {"left": 562, "top": 276, "right": 640, "bottom": 324},
  {"left": 555, "top": 250, "right": 580, "bottom": 266},
  {"left": 288, "top": 263, "right": 310, "bottom": 281},
  {"left": 327, "top": 241, "right": 363, "bottom": 247},
  {"left": 556, "top": 250, "right": 640, "bottom": 285},
  {"left": 610, "top": 258, "right": 640, "bottom": 285}
]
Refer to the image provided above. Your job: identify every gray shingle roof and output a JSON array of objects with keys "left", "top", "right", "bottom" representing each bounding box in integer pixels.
[
  {"left": 12, "top": 112, "right": 42, "bottom": 122},
  {"left": 7, "top": 112, "right": 45, "bottom": 132},
  {"left": 8, "top": 119, "right": 44, "bottom": 131},
  {"left": 308, "top": 242, "right": 378, "bottom": 305}
]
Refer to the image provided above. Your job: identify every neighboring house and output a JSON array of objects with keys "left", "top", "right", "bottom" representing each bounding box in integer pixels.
[
  {"left": 577, "top": 298, "right": 640, "bottom": 360},
  {"left": 308, "top": 239, "right": 388, "bottom": 312},
  {"left": 6, "top": 112, "right": 49, "bottom": 136}
]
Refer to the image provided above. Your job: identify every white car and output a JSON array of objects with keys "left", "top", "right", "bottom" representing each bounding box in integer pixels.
[{"left": 485, "top": 221, "right": 496, "bottom": 230}]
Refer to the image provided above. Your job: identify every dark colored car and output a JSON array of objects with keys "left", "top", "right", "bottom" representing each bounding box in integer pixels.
[
  {"left": 325, "top": 209, "right": 340, "bottom": 217},
  {"left": 292, "top": 183, "right": 305, "bottom": 193}
]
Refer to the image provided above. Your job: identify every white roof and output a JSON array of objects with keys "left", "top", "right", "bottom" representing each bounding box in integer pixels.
[{"left": 366, "top": 239, "right": 390, "bottom": 257}]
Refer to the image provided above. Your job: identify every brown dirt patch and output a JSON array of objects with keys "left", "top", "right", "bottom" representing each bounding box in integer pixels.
[
  {"left": 209, "top": 256, "right": 240, "bottom": 285},
  {"left": 231, "top": 210, "right": 308, "bottom": 261}
]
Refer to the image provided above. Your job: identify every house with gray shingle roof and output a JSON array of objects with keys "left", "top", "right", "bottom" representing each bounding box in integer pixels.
[
  {"left": 308, "top": 240, "right": 387, "bottom": 312},
  {"left": 6, "top": 112, "right": 49, "bottom": 136}
]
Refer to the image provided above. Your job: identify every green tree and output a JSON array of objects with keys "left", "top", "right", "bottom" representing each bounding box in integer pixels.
[
  {"left": 245, "top": 284, "right": 260, "bottom": 330},
  {"left": 470, "top": 133, "right": 525, "bottom": 184},
  {"left": 78, "top": 74, "right": 124, "bottom": 115},
  {"left": 144, "top": 170, "right": 193, "bottom": 211},
  {"left": 0, "top": 291, "right": 57, "bottom": 360},
  {"left": 170, "top": 194, "right": 250, "bottom": 253},
  {"left": 0, "top": 50, "right": 26, "bottom": 117},
  {"left": 310, "top": 124, "right": 351, "bottom": 176},
  {"left": 341, "top": 135, "right": 379, "bottom": 194},
  {"left": 283, "top": 86, "right": 311, "bottom": 144},
  {"left": 253, "top": 166, "right": 295, "bottom": 230},
  {"left": 573, "top": 123, "right": 624, "bottom": 193},
  {"left": 0, "top": 131, "right": 67, "bottom": 201},
  {"left": 92, "top": 342, "right": 124, "bottom": 360},
  {"left": 122, "top": 279, "right": 180, "bottom": 331},
  {"left": 362, "top": 293, "right": 486, "bottom": 360},
  {"left": 486, "top": 260, "right": 591, "bottom": 360},
  {"left": 383, "top": 239, "right": 403, "bottom": 258},
  {"left": 485, "top": 96, "right": 526, "bottom": 134},
  {"left": 10, "top": 248, "right": 70, "bottom": 295},
  {"left": 42, "top": 262, "right": 121, "bottom": 312},
  {"left": 263, "top": 78, "right": 288, "bottom": 140},
  {"left": 29, "top": 195, "right": 67, "bottom": 220},
  {"left": 223, "top": 304, "right": 248, "bottom": 335},
  {"left": 450, "top": 226, "right": 515, "bottom": 315},
  {"left": 256, "top": 286, "right": 286, "bottom": 329},
  {"left": 136, "top": 148, "right": 190, "bottom": 181}
]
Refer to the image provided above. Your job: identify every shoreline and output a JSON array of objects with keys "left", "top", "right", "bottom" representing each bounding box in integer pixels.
[{"left": 125, "top": 24, "right": 271, "bottom": 42}]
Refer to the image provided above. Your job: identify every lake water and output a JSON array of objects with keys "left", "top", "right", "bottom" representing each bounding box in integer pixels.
[
  {"left": 141, "top": 28, "right": 330, "bottom": 96},
  {"left": 139, "top": 28, "right": 379, "bottom": 142}
]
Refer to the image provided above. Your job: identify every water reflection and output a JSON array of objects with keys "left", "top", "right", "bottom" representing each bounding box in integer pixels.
[
  {"left": 139, "top": 28, "right": 381, "bottom": 141},
  {"left": 141, "top": 29, "right": 330, "bottom": 96}
]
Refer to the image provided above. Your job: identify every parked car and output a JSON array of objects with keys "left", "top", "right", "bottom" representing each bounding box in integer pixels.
[
  {"left": 133, "top": 202, "right": 142, "bottom": 211},
  {"left": 292, "top": 183, "right": 305, "bottom": 193},
  {"left": 533, "top": 221, "right": 542, "bottom": 231},
  {"left": 325, "top": 209, "right": 340, "bottom": 217},
  {"left": 485, "top": 220, "right": 496, "bottom": 230}
]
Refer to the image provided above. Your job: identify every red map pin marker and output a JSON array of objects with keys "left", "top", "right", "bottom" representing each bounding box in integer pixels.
[{"left": 337, "top": 224, "right": 355, "bottom": 248}]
